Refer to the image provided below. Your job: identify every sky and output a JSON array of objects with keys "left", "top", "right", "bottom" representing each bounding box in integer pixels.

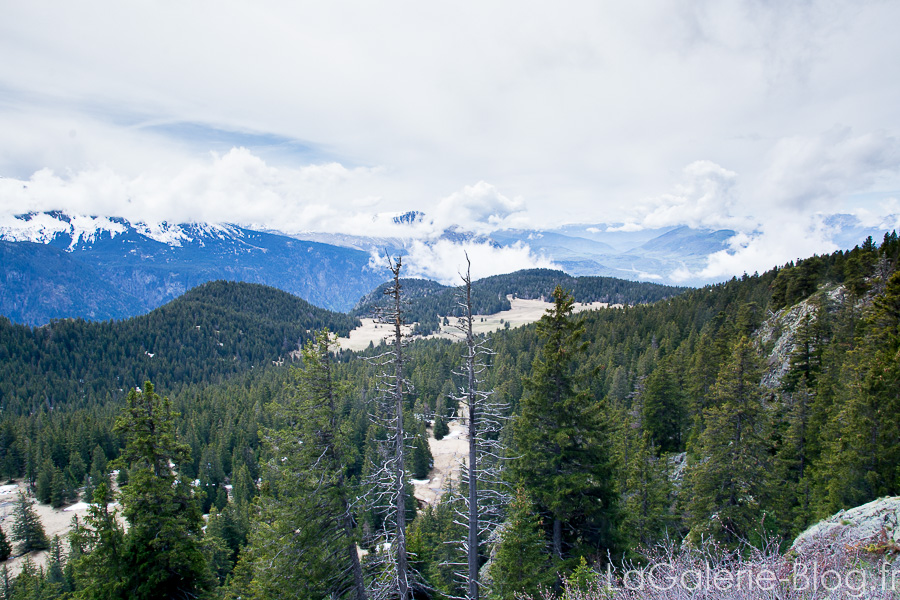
[{"left": 1, "top": 1, "right": 899, "bottom": 282}]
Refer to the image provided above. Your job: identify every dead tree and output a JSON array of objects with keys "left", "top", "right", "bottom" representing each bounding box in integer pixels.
[
  {"left": 365, "top": 256, "right": 412, "bottom": 600},
  {"left": 447, "top": 256, "right": 511, "bottom": 600}
]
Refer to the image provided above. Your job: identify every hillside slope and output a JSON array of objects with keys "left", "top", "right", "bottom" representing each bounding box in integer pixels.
[
  {"left": 352, "top": 268, "right": 687, "bottom": 334},
  {"left": 0, "top": 280, "right": 359, "bottom": 415}
]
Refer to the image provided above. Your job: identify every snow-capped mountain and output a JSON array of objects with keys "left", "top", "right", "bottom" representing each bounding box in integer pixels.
[
  {"left": 0, "top": 212, "right": 384, "bottom": 325},
  {"left": 0, "top": 211, "right": 250, "bottom": 250}
]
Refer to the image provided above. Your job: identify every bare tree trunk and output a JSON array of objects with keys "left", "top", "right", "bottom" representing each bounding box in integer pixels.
[
  {"left": 390, "top": 259, "right": 409, "bottom": 600},
  {"left": 464, "top": 264, "right": 480, "bottom": 600}
]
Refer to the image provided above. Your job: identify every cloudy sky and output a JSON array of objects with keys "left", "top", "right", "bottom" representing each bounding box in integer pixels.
[{"left": 1, "top": 1, "right": 899, "bottom": 280}]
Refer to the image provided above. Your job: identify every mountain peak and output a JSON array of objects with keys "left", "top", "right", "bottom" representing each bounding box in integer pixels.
[
  {"left": 0, "top": 211, "right": 242, "bottom": 250},
  {"left": 392, "top": 210, "right": 425, "bottom": 225}
]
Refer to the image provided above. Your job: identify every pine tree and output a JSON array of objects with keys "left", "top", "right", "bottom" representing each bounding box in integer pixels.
[
  {"left": 488, "top": 488, "right": 553, "bottom": 600},
  {"left": 0, "top": 526, "right": 10, "bottom": 562},
  {"left": 685, "top": 336, "right": 772, "bottom": 547},
  {"left": 239, "top": 331, "right": 367, "bottom": 600},
  {"left": 511, "top": 286, "right": 617, "bottom": 576},
  {"left": 10, "top": 491, "right": 48, "bottom": 554},
  {"left": 112, "top": 381, "right": 209, "bottom": 599}
]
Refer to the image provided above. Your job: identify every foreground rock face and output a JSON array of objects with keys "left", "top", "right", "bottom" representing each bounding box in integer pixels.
[{"left": 791, "top": 496, "right": 900, "bottom": 557}]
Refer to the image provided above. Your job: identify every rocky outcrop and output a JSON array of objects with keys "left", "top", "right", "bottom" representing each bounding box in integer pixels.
[
  {"left": 756, "top": 286, "right": 848, "bottom": 389},
  {"left": 791, "top": 496, "right": 900, "bottom": 557}
]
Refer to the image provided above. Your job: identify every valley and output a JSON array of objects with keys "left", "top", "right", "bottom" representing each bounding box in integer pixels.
[{"left": 0, "top": 229, "right": 896, "bottom": 599}]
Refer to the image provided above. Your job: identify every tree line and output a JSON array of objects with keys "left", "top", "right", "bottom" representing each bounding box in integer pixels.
[{"left": 0, "top": 233, "right": 897, "bottom": 598}]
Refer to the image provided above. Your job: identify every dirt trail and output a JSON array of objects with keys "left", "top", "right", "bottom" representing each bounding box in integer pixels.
[{"left": 412, "top": 417, "right": 469, "bottom": 507}]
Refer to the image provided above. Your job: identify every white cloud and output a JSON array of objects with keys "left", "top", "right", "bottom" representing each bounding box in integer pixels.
[
  {"left": 382, "top": 239, "right": 558, "bottom": 286},
  {"left": 684, "top": 216, "right": 840, "bottom": 281},
  {"left": 430, "top": 182, "right": 527, "bottom": 235},
  {"left": 627, "top": 160, "right": 748, "bottom": 230},
  {"left": 0, "top": 149, "right": 395, "bottom": 233},
  {"left": 1, "top": 0, "right": 899, "bottom": 269},
  {"left": 753, "top": 127, "right": 899, "bottom": 213}
]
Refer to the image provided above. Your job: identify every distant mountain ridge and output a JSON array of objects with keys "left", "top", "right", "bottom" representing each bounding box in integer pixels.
[
  {"left": 353, "top": 268, "right": 688, "bottom": 335},
  {"left": 0, "top": 211, "right": 384, "bottom": 325},
  {"left": 2, "top": 210, "right": 894, "bottom": 327}
]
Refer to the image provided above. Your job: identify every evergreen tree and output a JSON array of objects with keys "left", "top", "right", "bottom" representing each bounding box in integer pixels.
[
  {"left": 69, "top": 483, "right": 127, "bottom": 599},
  {"left": 511, "top": 286, "right": 617, "bottom": 575},
  {"left": 685, "top": 336, "right": 772, "bottom": 547},
  {"left": 0, "top": 527, "right": 10, "bottom": 562},
  {"left": 432, "top": 414, "right": 449, "bottom": 441},
  {"left": 411, "top": 422, "right": 433, "bottom": 480},
  {"left": 43, "top": 535, "right": 70, "bottom": 597},
  {"left": 34, "top": 460, "right": 53, "bottom": 505},
  {"left": 620, "top": 432, "right": 672, "bottom": 552},
  {"left": 238, "top": 330, "right": 367, "bottom": 600},
  {"left": 112, "top": 381, "right": 209, "bottom": 599},
  {"left": 49, "top": 467, "right": 67, "bottom": 509},
  {"left": 815, "top": 270, "right": 900, "bottom": 515},
  {"left": 488, "top": 488, "right": 553, "bottom": 600},
  {"left": 642, "top": 354, "right": 686, "bottom": 453},
  {"left": 10, "top": 492, "right": 48, "bottom": 554}
]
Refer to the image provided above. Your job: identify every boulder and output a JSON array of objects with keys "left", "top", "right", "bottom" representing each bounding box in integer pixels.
[{"left": 791, "top": 496, "right": 900, "bottom": 557}]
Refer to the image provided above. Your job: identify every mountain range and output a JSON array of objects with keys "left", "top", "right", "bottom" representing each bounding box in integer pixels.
[
  {"left": 0, "top": 212, "right": 384, "bottom": 325},
  {"left": 0, "top": 210, "right": 893, "bottom": 326}
]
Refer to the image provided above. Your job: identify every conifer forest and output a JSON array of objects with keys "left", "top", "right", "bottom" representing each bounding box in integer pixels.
[{"left": 0, "top": 232, "right": 898, "bottom": 599}]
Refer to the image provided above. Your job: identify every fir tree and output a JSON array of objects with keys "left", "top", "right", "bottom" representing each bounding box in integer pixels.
[
  {"left": 511, "top": 286, "right": 617, "bottom": 575},
  {"left": 488, "top": 488, "right": 553, "bottom": 600},
  {"left": 432, "top": 414, "right": 449, "bottom": 441},
  {"left": 685, "top": 336, "right": 772, "bottom": 547},
  {"left": 0, "top": 527, "right": 10, "bottom": 562},
  {"left": 239, "top": 330, "right": 367, "bottom": 600},
  {"left": 411, "top": 422, "right": 433, "bottom": 480},
  {"left": 642, "top": 354, "right": 686, "bottom": 453},
  {"left": 69, "top": 483, "right": 127, "bottom": 599},
  {"left": 10, "top": 492, "right": 48, "bottom": 554},
  {"left": 815, "top": 270, "right": 900, "bottom": 514},
  {"left": 113, "top": 381, "right": 209, "bottom": 599}
]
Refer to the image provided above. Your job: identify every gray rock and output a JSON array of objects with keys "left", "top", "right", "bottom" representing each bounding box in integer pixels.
[{"left": 791, "top": 496, "right": 900, "bottom": 557}]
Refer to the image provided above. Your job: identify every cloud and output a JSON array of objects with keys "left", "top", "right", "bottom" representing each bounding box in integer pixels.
[
  {"left": 378, "top": 239, "right": 558, "bottom": 286},
  {"left": 430, "top": 182, "right": 527, "bottom": 235},
  {"left": 0, "top": 148, "right": 395, "bottom": 233},
  {"left": 674, "top": 215, "right": 840, "bottom": 281},
  {"left": 628, "top": 160, "right": 748, "bottom": 230},
  {"left": 753, "top": 127, "right": 900, "bottom": 213}
]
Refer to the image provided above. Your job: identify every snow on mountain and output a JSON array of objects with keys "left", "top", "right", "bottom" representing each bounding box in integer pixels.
[
  {"left": 0, "top": 211, "right": 243, "bottom": 250},
  {"left": 0, "top": 211, "right": 127, "bottom": 249}
]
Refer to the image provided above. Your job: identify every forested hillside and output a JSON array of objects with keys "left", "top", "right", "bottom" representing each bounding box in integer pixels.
[
  {"left": 353, "top": 268, "right": 687, "bottom": 334},
  {"left": 0, "top": 281, "right": 359, "bottom": 416},
  {"left": 0, "top": 233, "right": 897, "bottom": 599}
]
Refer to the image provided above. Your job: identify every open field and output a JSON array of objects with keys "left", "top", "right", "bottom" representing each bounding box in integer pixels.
[{"left": 337, "top": 296, "right": 616, "bottom": 352}]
